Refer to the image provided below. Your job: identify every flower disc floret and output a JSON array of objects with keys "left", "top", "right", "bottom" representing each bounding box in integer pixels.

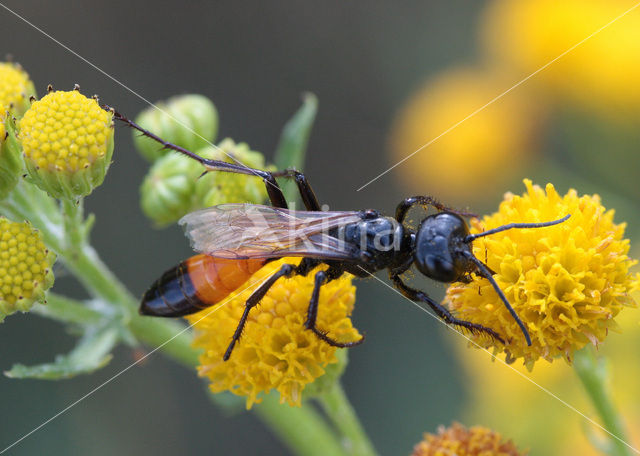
[
  {"left": 19, "top": 90, "right": 114, "bottom": 198},
  {"left": 445, "top": 180, "right": 640, "bottom": 368},
  {"left": 0, "top": 217, "right": 56, "bottom": 321},
  {"left": 186, "top": 257, "right": 360, "bottom": 409},
  {"left": 412, "top": 422, "right": 526, "bottom": 456},
  {"left": 0, "top": 62, "right": 36, "bottom": 117}
]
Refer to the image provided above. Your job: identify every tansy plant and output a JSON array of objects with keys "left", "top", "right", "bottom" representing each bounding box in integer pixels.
[
  {"left": 1, "top": 60, "right": 639, "bottom": 456},
  {"left": 0, "top": 62, "right": 374, "bottom": 456}
]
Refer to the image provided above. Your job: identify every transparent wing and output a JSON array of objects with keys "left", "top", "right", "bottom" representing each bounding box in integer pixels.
[{"left": 179, "top": 204, "right": 363, "bottom": 260}]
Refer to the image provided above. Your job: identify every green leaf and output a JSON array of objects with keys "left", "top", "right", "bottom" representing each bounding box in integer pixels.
[
  {"left": 31, "top": 293, "right": 103, "bottom": 326},
  {"left": 273, "top": 93, "right": 318, "bottom": 204},
  {"left": 5, "top": 324, "right": 119, "bottom": 380}
]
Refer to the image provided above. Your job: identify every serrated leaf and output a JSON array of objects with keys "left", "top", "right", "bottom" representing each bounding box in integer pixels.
[
  {"left": 5, "top": 324, "right": 119, "bottom": 380},
  {"left": 274, "top": 93, "right": 318, "bottom": 203}
]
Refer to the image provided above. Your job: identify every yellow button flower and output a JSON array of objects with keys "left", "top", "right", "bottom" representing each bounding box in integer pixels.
[
  {"left": 19, "top": 89, "right": 114, "bottom": 199},
  {"left": 0, "top": 217, "right": 56, "bottom": 321},
  {"left": 185, "top": 257, "right": 360, "bottom": 409},
  {"left": 0, "top": 62, "right": 36, "bottom": 117},
  {"left": 445, "top": 179, "right": 640, "bottom": 368},
  {"left": 411, "top": 422, "right": 526, "bottom": 456},
  {"left": 482, "top": 0, "right": 640, "bottom": 121},
  {"left": 388, "top": 66, "right": 540, "bottom": 205}
]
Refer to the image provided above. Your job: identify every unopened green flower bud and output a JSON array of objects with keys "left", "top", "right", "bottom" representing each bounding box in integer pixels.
[
  {"left": 0, "top": 113, "right": 23, "bottom": 199},
  {"left": 193, "top": 139, "right": 269, "bottom": 209},
  {"left": 18, "top": 89, "right": 115, "bottom": 199},
  {"left": 140, "top": 152, "right": 203, "bottom": 227},
  {"left": 0, "top": 217, "right": 56, "bottom": 322},
  {"left": 0, "top": 62, "right": 36, "bottom": 118},
  {"left": 133, "top": 94, "right": 218, "bottom": 161}
]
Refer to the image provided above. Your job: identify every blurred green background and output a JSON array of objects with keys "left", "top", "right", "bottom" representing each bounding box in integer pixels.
[{"left": 1, "top": 1, "right": 639, "bottom": 455}]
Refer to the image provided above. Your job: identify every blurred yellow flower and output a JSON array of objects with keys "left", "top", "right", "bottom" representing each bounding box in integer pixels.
[
  {"left": 446, "top": 179, "right": 639, "bottom": 368},
  {"left": 388, "top": 66, "right": 540, "bottom": 205},
  {"left": 186, "top": 258, "right": 360, "bottom": 409},
  {"left": 0, "top": 62, "right": 36, "bottom": 117},
  {"left": 482, "top": 0, "right": 640, "bottom": 121},
  {"left": 454, "top": 303, "right": 640, "bottom": 455},
  {"left": 411, "top": 422, "right": 526, "bottom": 456}
]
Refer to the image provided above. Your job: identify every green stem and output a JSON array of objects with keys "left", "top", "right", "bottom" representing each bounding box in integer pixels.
[
  {"left": 256, "top": 394, "right": 349, "bottom": 456},
  {"left": 318, "top": 383, "right": 377, "bottom": 456},
  {"left": 574, "top": 347, "right": 632, "bottom": 456}
]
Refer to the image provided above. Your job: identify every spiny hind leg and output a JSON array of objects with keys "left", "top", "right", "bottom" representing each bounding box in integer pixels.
[
  {"left": 106, "top": 108, "right": 323, "bottom": 211},
  {"left": 389, "top": 273, "right": 505, "bottom": 344},
  {"left": 224, "top": 263, "right": 297, "bottom": 360},
  {"left": 304, "top": 269, "right": 365, "bottom": 348}
]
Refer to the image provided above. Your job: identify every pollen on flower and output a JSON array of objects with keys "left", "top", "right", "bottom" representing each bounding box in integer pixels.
[
  {"left": 0, "top": 62, "right": 35, "bottom": 116},
  {"left": 18, "top": 90, "right": 114, "bottom": 198},
  {"left": 411, "top": 422, "right": 526, "bottom": 456},
  {"left": 445, "top": 179, "right": 640, "bottom": 369},
  {"left": 185, "top": 257, "right": 360, "bottom": 409},
  {"left": 0, "top": 217, "right": 56, "bottom": 321}
]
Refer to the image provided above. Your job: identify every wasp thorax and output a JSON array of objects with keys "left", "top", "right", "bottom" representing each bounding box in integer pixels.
[{"left": 414, "top": 212, "right": 471, "bottom": 283}]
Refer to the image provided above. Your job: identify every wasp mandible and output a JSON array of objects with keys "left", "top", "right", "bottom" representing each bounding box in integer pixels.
[{"left": 109, "top": 107, "right": 569, "bottom": 361}]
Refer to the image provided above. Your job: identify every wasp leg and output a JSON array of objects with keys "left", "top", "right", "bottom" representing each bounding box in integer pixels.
[
  {"left": 303, "top": 270, "right": 365, "bottom": 348},
  {"left": 271, "top": 169, "right": 321, "bottom": 211},
  {"left": 389, "top": 273, "right": 505, "bottom": 344},
  {"left": 106, "top": 107, "right": 290, "bottom": 209},
  {"left": 395, "top": 196, "right": 478, "bottom": 223},
  {"left": 224, "top": 263, "right": 297, "bottom": 360},
  {"left": 108, "top": 106, "right": 326, "bottom": 211}
]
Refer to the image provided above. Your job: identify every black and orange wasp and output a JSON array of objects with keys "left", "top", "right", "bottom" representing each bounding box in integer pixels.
[{"left": 108, "top": 107, "right": 569, "bottom": 361}]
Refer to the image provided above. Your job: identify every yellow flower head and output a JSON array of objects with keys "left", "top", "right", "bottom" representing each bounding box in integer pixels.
[
  {"left": 0, "top": 217, "right": 56, "bottom": 321},
  {"left": 388, "top": 66, "right": 539, "bottom": 205},
  {"left": 411, "top": 422, "right": 526, "bottom": 456},
  {"left": 186, "top": 258, "right": 360, "bottom": 409},
  {"left": 445, "top": 180, "right": 639, "bottom": 368},
  {"left": 0, "top": 62, "right": 36, "bottom": 117},
  {"left": 19, "top": 89, "right": 114, "bottom": 198},
  {"left": 482, "top": 0, "right": 640, "bottom": 121}
]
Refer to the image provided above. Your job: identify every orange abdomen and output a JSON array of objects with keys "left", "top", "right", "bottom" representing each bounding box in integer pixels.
[
  {"left": 139, "top": 254, "right": 266, "bottom": 317},
  {"left": 186, "top": 254, "right": 266, "bottom": 305}
]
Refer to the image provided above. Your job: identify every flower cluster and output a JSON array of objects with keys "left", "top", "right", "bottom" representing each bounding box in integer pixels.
[
  {"left": 186, "top": 257, "right": 360, "bottom": 408},
  {"left": 411, "top": 422, "right": 526, "bottom": 456},
  {"left": 445, "top": 180, "right": 639, "bottom": 368},
  {"left": 0, "top": 217, "right": 55, "bottom": 321}
]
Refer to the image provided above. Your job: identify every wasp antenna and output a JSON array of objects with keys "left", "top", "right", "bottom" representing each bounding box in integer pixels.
[
  {"left": 462, "top": 251, "right": 532, "bottom": 346},
  {"left": 464, "top": 214, "right": 570, "bottom": 243}
]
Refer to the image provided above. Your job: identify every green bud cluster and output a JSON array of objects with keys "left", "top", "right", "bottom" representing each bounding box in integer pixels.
[
  {"left": 140, "top": 138, "right": 270, "bottom": 227},
  {"left": 133, "top": 94, "right": 218, "bottom": 162}
]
